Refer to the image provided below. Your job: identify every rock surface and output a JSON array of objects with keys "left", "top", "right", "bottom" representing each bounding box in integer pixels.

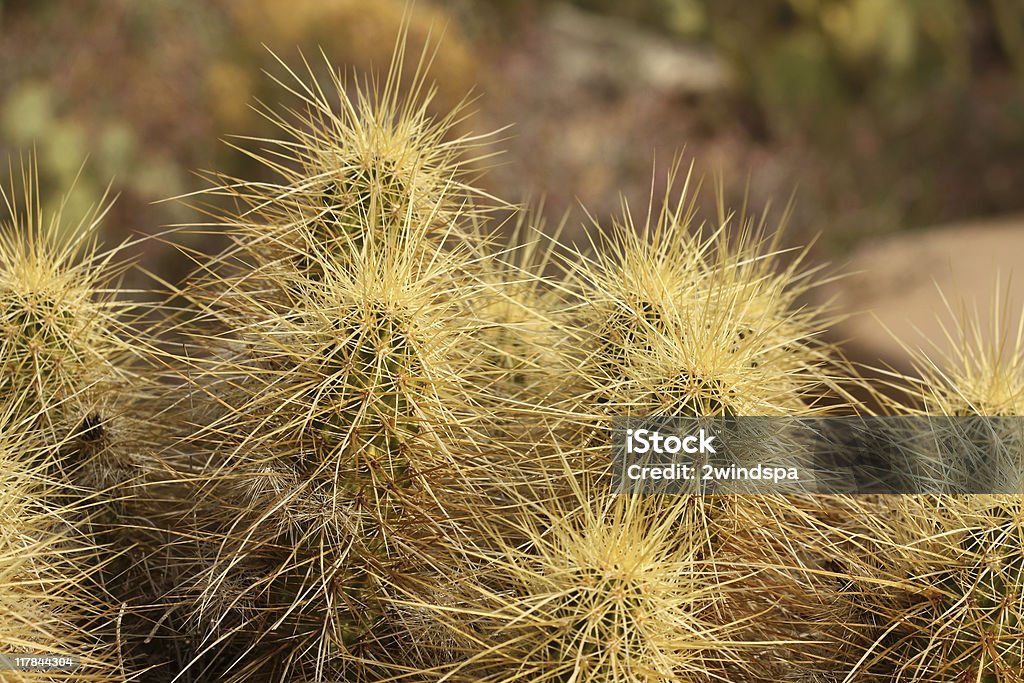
[
  {"left": 545, "top": 3, "right": 731, "bottom": 96},
  {"left": 825, "top": 215, "right": 1024, "bottom": 372}
]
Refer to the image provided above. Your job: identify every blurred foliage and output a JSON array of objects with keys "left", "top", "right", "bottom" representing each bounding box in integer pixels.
[
  {"left": 699, "top": 0, "right": 1024, "bottom": 252},
  {"left": 699, "top": 0, "right": 1022, "bottom": 141},
  {"left": 571, "top": 0, "right": 1023, "bottom": 141}
]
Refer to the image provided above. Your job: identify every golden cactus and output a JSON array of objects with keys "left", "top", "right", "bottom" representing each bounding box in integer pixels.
[
  {"left": 554, "top": 166, "right": 851, "bottom": 422},
  {"left": 0, "top": 395, "right": 131, "bottom": 682},
  {"left": 151, "top": 42, "right": 523, "bottom": 681},
  {"left": 851, "top": 495, "right": 1024, "bottom": 682},
  {"left": 0, "top": 163, "right": 139, "bottom": 433}
]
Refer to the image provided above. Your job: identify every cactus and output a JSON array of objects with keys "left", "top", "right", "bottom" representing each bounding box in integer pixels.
[
  {"left": 530, "top": 166, "right": 857, "bottom": 501},
  {"left": 197, "top": 43, "right": 493, "bottom": 281},
  {"left": 0, "top": 164, "right": 134, "bottom": 426},
  {"left": 4, "top": 165, "right": 160, "bottom": 499},
  {"left": 554, "top": 167, "right": 851, "bottom": 422},
  {"left": 0, "top": 394, "right": 130, "bottom": 682},
  {"left": 468, "top": 210, "right": 566, "bottom": 407},
  {"left": 9, "top": 26, "right": 1024, "bottom": 683},
  {"left": 0, "top": 161, "right": 171, "bottom": 681},
  {"left": 153, "top": 43, "right": 520, "bottom": 681},
  {"left": 170, "top": 225, "right": 496, "bottom": 680},
  {"left": 429, "top": 461, "right": 791, "bottom": 683},
  {"left": 851, "top": 496, "right": 1024, "bottom": 682},
  {"left": 836, "top": 297, "right": 1024, "bottom": 680},
  {"left": 0, "top": 161, "right": 156, "bottom": 509},
  {"left": 708, "top": 492, "right": 890, "bottom": 682},
  {"left": 880, "top": 289, "right": 1024, "bottom": 492}
]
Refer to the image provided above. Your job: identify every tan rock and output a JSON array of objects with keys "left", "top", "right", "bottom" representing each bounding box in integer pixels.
[{"left": 825, "top": 215, "right": 1024, "bottom": 371}]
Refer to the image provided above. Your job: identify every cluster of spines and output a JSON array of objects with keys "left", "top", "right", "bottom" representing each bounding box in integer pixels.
[
  {"left": 839, "top": 299, "right": 1024, "bottom": 681},
  {"left": 0, "top": 162, "right": 168, "bottom": 681},
  {"left": 149, "top": 39, "right": 534, "bottom": 681},
  {"left": 0, "top": 365, "right": 129, "bottom": 683},
  {"left": 550, "top": 169, "right": 852, "bottom": 425},
  {"left": 1, "top": 462, "right": 108, "bottom": 680}
]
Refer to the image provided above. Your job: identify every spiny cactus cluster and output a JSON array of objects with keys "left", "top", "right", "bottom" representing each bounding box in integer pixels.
[
  {"left": 0, "top": 174, "right": 152, "bottom": 682},
  {"left": 2, "top": 37, "right": 1023, "bottom": 683}
]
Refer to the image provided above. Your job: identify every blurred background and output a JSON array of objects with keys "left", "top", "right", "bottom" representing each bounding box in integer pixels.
[{"left": 2, "top": 0, "right": 1023, "bottom": 368}]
